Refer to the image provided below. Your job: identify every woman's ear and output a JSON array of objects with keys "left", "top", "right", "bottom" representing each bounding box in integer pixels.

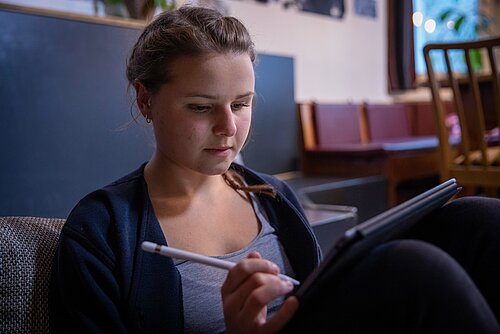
[{"left": 134, "top": 80, "right": 151, "bottom": 119}]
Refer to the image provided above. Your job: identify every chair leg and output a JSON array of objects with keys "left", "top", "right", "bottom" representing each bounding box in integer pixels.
[{"left": 387, "top": 180, "right": 397, "bottom": 208}]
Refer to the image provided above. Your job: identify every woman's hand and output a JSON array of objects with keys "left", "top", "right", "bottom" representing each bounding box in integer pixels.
[{"left": 221, "top": 251, "right": 299, "bottom": 334}]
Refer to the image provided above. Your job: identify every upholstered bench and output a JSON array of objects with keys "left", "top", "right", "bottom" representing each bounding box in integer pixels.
[{"left": 297, "top": 102, "right": 440, "bottom": 207}]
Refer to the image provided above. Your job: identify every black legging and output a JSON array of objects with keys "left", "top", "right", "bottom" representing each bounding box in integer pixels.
[{"left": 284, "top": 196, "right": 500, "bottom": 333}]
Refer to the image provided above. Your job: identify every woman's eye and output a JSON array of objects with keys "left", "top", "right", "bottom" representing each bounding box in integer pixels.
[
  {"left": 231, "top": 103, "right": 251, "bottom": 111},
  {"left": 189, "top": 105, "right": 211, "bottom": 113}
]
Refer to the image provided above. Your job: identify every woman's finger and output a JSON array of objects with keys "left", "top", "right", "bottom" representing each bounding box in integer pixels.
[
  {"left": 260, "top": 296, "right": 300, "bottom": 334},
  {"left": 221, "top": 254, "right": 280, "bottom": 296},
  {"left": 240, "top": 278, "right": 295, "bottom": 322}
]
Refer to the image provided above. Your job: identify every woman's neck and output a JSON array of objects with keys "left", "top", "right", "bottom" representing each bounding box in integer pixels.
[{"left": 144, "top": 154, "right": 226, "bottom": 200}]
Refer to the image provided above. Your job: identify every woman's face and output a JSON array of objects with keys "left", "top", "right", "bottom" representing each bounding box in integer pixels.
[{"left": 149, "top": 53, "right": 254, "bottom": 176}]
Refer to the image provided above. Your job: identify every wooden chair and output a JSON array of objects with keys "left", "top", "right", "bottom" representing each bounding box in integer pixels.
[{"left": 424, "top": 37, "right": 500, "bottom": 196}]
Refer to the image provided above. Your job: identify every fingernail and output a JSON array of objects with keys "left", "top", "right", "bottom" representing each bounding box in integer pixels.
[{"left": 283, "top": 280, "right": 293, "bottom": 290}]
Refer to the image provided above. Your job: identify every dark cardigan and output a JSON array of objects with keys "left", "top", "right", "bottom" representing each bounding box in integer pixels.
[{"left": 49, "top": 163, "right": 321, "bottom": 333}]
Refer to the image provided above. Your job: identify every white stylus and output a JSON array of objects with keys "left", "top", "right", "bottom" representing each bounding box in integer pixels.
[{"left": 141, "top": 241, "right": 300, "bottom": 285}]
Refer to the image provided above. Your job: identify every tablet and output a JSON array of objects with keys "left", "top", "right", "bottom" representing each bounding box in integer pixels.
[{"left": 294, "top": 178, "right": 460, "bottom": 301}]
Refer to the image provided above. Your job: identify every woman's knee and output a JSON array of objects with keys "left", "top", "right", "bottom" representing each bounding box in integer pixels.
[
  {"left": 357, "top": 239, "right": 465, "bottom": 286},
  {"left": 409, "top": 196, "right": 500, "bottom": 250},
  {"left": 330, "top": 240, "right": 472, "bottom": 305},
  {"left": 438, "top": 196, "right": 500, "bottom": 225},
  {"left": 334, "top": 240, "right": 498, "bottom": 333}
]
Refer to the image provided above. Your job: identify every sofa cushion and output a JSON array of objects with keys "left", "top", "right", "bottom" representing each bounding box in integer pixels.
[{"left": 0, "top": 216, "right": 65, "bottom": 334}]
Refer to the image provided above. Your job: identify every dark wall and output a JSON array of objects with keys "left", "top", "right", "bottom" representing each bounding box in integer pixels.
[
  {"left": 242, "top": 55, "right": 298, "bottom": 174},
  {"left": 0, "top": 8, "right": 297, "bottom": 218}
]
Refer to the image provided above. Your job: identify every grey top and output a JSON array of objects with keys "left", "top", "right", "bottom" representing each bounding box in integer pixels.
[{"left": 174, "top": 193, "right": 296, "bottom": 333}]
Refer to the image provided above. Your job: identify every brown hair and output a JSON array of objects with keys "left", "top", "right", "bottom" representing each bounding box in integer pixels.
[
  {"left": 126, "top": 5, "right": 256, "bottom": 93},
  {"left": 223, "top": 169, "right": 276, "bottom": 198},
  {"left": 127, "top": 6, "right": 275, "bottom": 197}
]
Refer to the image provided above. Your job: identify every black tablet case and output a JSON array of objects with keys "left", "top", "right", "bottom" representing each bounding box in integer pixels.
[{"left": 294, "top": 178, "right": 460, "bottom": 303}]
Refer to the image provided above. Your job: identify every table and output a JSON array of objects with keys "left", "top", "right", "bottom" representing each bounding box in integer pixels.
[{"left": 274, "top": 172, "right": 392, "bottom": 253}]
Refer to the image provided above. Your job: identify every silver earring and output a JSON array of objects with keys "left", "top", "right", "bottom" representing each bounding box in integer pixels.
[{"left": 145, "top": 99, "right": 152, "bottom": 123}]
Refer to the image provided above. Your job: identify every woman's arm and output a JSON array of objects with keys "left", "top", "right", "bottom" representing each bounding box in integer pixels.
[{"left": 50, "top": 221, "right": 128, "bottom": 333}]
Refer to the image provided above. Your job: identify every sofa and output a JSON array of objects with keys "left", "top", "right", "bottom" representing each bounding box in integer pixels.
[{"left": 0, "top": 216, "right": 65, "bottom": 333}]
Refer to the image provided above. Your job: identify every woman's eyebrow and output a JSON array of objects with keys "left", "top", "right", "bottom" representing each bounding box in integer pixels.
[
  {"left": 185, "top": 92, "right": 255, "bottom": 99},
  {"left": 236, "top": 92, "right": 255, "bottom": 99}
]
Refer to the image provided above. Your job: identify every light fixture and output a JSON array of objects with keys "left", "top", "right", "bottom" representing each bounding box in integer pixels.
[
  {"left": 412, "top": 11, "right": 423, "bottom": 27},
  {"left": 424, "top": 19, "right": 436, "bottom": 33}
]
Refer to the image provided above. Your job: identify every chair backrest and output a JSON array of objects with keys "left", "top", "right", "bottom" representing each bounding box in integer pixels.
[
  {"left": 0, "top": 216, "right": 65, "bottom": 334},
  {"left": 362, "top": 103, "right": 412, "bottom": 142},
  {"left": 406, "top": 101, "right": 437, "bottom": 137},
  {"left": 312, "top": 103, "right": 367, "bottom": 148},
  {"left": 297, "top": 102, "right": 319, "bottom": 150},
  {"left": 424, "top": 36, "right": 500, "bottom": 189},
  {"left": 406, "top": 100, "right": 459, "bottom": 138}
]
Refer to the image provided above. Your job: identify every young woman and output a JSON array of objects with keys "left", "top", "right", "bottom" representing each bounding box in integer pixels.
[{"left": 50, "top": 6, "right": 500, "bottom": 333}]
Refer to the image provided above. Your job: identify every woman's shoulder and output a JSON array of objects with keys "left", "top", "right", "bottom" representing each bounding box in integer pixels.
[
  {"left": 76, "top": 164, "right": 145, "bottom": 207},
  {"left": 63, "top": 164, "right": 148, "bottom": 237}
]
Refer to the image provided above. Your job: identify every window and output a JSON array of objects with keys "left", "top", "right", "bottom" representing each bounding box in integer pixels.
[{"left": 413, "top": 0, "right": 478, "bottom": 76}]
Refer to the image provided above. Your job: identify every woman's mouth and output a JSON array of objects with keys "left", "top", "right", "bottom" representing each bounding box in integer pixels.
[{"left": 205, "top": 146, "right": 232, "bottom": 156}]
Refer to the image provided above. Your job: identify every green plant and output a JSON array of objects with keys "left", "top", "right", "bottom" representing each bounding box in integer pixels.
[
  {"left": 101, "top": 0, "right": 176, "bottom": 19},
  {"left": 438, "top": 7, "right": 493, "bottom": 37},
  {"left": 104, "top": 0, "right": 122, "bottom": 5},
  {"left": 437, "top": 1, "right": 495, "bottom": 71},
  {"left": 155, "top": 0, "right": 176, "bottom": 11}
]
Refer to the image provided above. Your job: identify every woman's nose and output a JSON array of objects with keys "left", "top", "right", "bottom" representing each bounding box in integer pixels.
[{"left": 213, "top": 106, "right": 237, "bottom": 137}]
